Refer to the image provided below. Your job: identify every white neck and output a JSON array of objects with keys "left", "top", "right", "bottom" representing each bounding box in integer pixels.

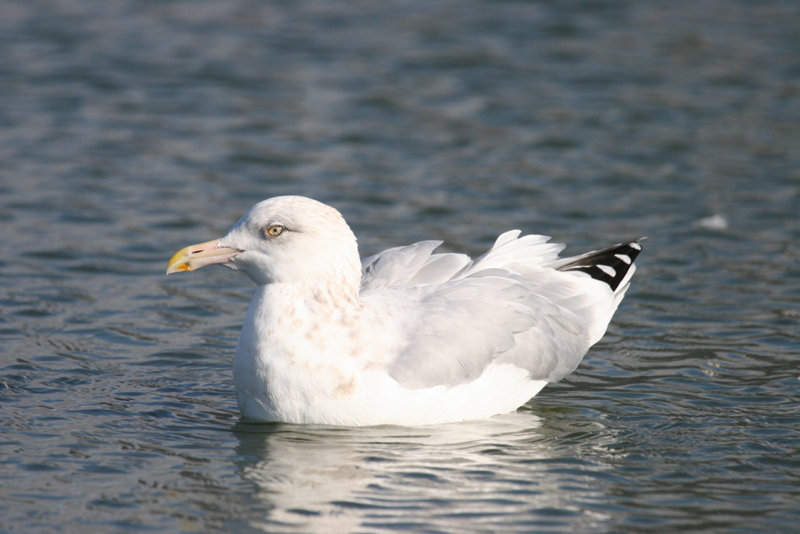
[{"left": 232, "top": 282, "right": 363, "bottom": 422}]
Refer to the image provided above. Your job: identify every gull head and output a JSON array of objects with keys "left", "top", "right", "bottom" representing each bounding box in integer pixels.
[{"left": 166, "top": 196, "right": 361, "bottom": 290}]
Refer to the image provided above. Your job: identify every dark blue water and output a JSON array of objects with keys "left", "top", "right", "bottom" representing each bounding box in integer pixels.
[{"left": 2, "top": 1, "right": 799, "bottom": 532}]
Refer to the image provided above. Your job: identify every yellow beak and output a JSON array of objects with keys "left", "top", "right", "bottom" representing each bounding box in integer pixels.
[{"left": 165, "top": 239, "right": 242, "bottom": 274}]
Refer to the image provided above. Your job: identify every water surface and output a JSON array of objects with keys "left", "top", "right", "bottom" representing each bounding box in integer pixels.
[{"left": 2, "top": 0, "right": 799, "bottom": 532}]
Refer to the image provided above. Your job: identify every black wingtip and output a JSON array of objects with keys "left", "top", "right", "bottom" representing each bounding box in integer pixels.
[{"left": 558, "top": 240, "right": 643, "bottom": 291}]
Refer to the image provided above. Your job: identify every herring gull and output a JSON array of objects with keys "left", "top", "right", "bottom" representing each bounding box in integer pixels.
[{"left": 166, "top": 196, "right": 642, "bottom": 426}]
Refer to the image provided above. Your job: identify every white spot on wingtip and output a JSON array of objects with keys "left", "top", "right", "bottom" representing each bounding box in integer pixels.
[
  {"left": 615, "top": 253, "right": 632, "bottom": 264},
  {"left": 597, "top": 264, "right": 616, "bottom": 277}
]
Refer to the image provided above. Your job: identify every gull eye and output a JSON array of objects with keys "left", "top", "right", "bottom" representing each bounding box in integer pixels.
[{"left": 265, "top": 224, "right": 285, "bottom": 237}]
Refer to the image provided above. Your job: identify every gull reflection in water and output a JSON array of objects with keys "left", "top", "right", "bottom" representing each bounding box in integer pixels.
[{"left": 232, "top": 410, "right": 614, "bottom": 532}]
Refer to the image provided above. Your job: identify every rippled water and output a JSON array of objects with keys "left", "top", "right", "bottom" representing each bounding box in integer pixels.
[{"left": 2, "top": 0, "right": 799, "bottom": 532}]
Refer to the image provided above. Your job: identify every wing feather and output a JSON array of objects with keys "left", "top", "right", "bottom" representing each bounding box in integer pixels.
[
  {"left": 387, "top": 270, "right": 592, "bottom": 388},
  {"left": 361, "top": 241, "right": 470, "bottom": 290},
  {"left": 360, "top": 232, "right": 638, "bottom": 390}
]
